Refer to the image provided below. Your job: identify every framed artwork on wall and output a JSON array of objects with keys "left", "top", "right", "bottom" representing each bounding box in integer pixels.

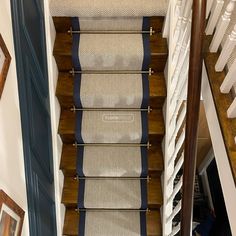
[
  {"left": 0, "top": 34, "right": 11, "bottom": 98},
  {"left": 0, "top": 190, "right": 25, "bottom": 236}
]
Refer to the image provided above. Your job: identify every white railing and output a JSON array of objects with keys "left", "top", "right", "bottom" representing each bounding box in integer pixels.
[
  {"left": 162, "top": 0, "right": 236, "bottom": 235},
  {"left": 162, "top": 0, "right": 192, "bottom": 234}
]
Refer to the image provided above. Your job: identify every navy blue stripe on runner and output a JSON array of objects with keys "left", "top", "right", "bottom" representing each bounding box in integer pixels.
[
  {"left": 140, "top": 111, "right": 149, "bottom": 144},
  {"left": 72, "top": 17, "right": 83, "bottom": 108},
  {"left": 71, "top": 17, "right": 81, "bottom": 71},
  {"left": 75, "top": 111, "right": 84, "bottom": 143},
  {"left": 76, "top": 147, "right": 85, "bottom": 177},
  {"left": 141, "top": 73, "right": 150, "bottom": 109},
  {"left": 140, "top": 147, "right": 148, "bottom": 177},
  {"left": 78, "top": 179, "right": 85, "bottom": 209},
  {"left": 141, "top": 17, "right": 150, "bottom": 109},
  {"left": 140, "top": 17, "right": 150, "bottom": 142},
  {"left": 140, "top": 212, "right": 147, "bottom": 236},
  {"left": 78, "top": 211, "right": 86, "bottom": 236},
  {"left": 142, "top": 17, "right": 151, "bottom": 71},
  {"left": 140, "top": 179, "right": 148, "bottom": 209}
]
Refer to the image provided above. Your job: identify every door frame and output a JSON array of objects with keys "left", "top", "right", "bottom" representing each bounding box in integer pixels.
[{"left": 10, "top": 0, "right": 57, "bottom": 234}]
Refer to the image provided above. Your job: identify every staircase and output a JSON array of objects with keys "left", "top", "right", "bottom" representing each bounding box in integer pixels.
[{"left": 52, "top": 14, "right": 167, "bottom": 235}]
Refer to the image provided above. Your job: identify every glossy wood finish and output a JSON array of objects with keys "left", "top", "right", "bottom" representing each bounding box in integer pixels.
[
  {"left": 63, "top": 209, "right": 162, "bottom": 236},
  {"left": 181, "top": 0, "right": 207, "bottom": 235},
  {"left": 56, "top": 73, "right": 166, "bottom": 109}
]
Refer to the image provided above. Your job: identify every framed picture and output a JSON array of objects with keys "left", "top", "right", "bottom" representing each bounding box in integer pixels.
[
  {"left": 0, "top": 190, "right": 25, "bottom": 236},
  {"left": 0, "top": 34, "right": 11, "bottom": 98}
]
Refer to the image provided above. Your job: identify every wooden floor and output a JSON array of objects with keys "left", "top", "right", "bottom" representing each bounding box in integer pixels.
[{"left": 53, "top": 16, "right": 167, "bottom": 235}]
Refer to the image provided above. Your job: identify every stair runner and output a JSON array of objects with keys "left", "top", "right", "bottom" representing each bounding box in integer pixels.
[{"left": 71, "top": 17, "right": 152, "bottom": 236}]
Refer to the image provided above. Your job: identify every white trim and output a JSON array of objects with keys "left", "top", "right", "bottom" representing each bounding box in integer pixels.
[
  {"left": 43, "top": 1, "right": 64, "bottom": 235},
  {"left": 198, "top": 148, "right": 214, "bottom": 175},
  {"left": 202, "top": 62, "right": 236, "bottom": 236}
]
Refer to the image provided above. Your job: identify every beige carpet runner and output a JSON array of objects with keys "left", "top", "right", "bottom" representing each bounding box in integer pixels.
[{"left": 71, "top": 16, "right": 154, "bottom": 235}]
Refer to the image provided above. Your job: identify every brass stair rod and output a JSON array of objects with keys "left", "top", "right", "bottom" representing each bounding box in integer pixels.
[
  {"left": 75, "top": 208, "right": 150, "bottom": 212},
  {"left": 70, "top": 105, "right": 152, "bottom": 113},
  {"left": 73, "top": 142, "right": 151, "bottom": 149},
  {"left": 69, "top": 68, "right": 154, "bottom": 75},
  {"left": 68, "top": 27, "right": 155, "bottom": 35}
]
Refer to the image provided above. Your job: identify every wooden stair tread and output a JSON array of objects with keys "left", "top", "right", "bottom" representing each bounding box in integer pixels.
[
  {"left": 54, "top": 32, "right": 167, "bottom": 56},
  {"left": 204, "top": 49, "right": 236, "bottom": 183},
  {"left": 53, "top": 16, "right": 165, "bottom": 34},
  {"left": 60, "top": 144, "right": 163, "bottom": 176},
  {"left": 63, "top": 208, "right": 162, "bottom": 236},
  {"left": 58, "top": 109, "right": 165, "bottom": 143},
  {"left": 53, "top": 32, "right": 167, "bottom": 72},
  {"left": 62, "top": 177, "right": 162, "bottom": 208},
  {"left": 56, "top": 72, "right": 166, "bottom": 109}
]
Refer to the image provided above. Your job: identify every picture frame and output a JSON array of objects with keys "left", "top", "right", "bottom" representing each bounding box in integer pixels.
[
  {"left": 0, "top": 34, "right": 11, "bottom": 98},
  {"left": 0, "top": 190, "right": 25, "bottom": 236}
]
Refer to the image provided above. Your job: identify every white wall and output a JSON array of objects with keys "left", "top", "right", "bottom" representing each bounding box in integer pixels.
[{"left": 0, "top": 0, "right": 29, "bottom": 235}]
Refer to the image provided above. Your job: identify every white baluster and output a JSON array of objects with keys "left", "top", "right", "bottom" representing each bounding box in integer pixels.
[
  {"left": 172, "top": 12, "right": 192, "bottom": 72},
  {"left": 167, "top": 200, "right": 182, "bottom": 224},
  {"left": 215, "top": 24, "right": 236, "bottom": 71},
  {"left": 166, "top": 152, "right": 184, "bottom": 199},
  {"left": 168, "top": 128, "right": 185, "bottom": 166},
  {"left": 206, "top": 0, "right": 214, "bottom": 19},
  {"left": 168, "top": 152, "right": 184, "bottom": 186},
  {"left": 168, "top": 176, "right": 183, "bottom": 203},
  {"left": 172, "top": 0, "right": 192, "bottom": 61},
  {"left": 163, "top": 2, "right": 171, "bottom": 38},
  {"left": 169, "top": 103, "right": 187, "bottom": 143},
  {"left": 171, "top": 39, "right": 190, "bottom": 95},
  {"left": 210, "top": 0, "right": 236, "bottom": 52},
  {"left": 169, "top": 65, "right": 188, "bottom": 122},
  {"left": 168, "top": 223, "right": 181, "bottom": 236},
  {"left": 175, "top": 0, "right": 183, "bottom": 16},
  {"left": 220, "top": 58, "right": 236, "bottom": 93},
  {"left": 227, "top": 97, "right": 236, "bottom": 118},
  {"left": 205, "top": 0, "right": 225, "bottom": 35}
]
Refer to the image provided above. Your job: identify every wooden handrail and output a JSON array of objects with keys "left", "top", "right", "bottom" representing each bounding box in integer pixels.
[{"left": 181, "top": 0, "right": 206, "bottom": 235}]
